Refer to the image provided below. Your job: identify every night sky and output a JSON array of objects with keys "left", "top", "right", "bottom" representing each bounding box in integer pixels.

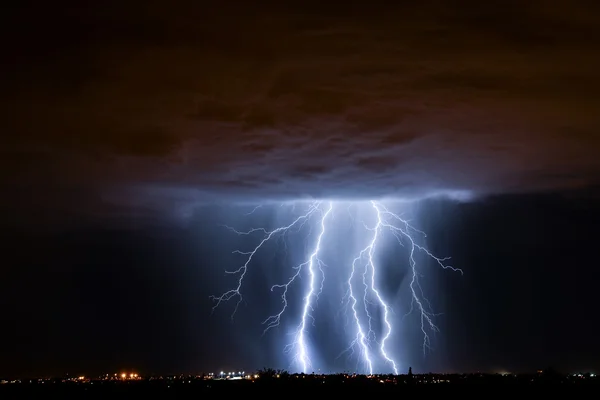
[{"left": 1, "top": 1, "right": 600, "bottom": 378}]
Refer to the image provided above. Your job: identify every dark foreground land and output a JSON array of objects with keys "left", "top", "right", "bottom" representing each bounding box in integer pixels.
[{"left": 1, "top": 373, "right": 598, "bottom": 396}]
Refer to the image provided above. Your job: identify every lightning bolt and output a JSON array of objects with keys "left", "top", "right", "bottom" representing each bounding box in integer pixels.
[
  {"left": 210, "top": 202, "right": 321, "bottom": 317},
  {"left": 365, "top": 202, "right": 398, "bottom": 374},
  {"left": 373, "top": 201, "right": 462, "bottom": 354},
  {"left": 289, "top": 201, "right": 333, "bottom": 373},
  {"left": 340, "top": 251, "right": 374, "bottom": 374},
  {"left": 261, "top": 202, "right": 333, "bottom": 374},
  {"left": 212, "top": 200, "right": 461, "bottom": 374}
]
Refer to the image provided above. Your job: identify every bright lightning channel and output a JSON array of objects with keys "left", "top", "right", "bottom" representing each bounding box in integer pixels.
[
  {"left": 212, "top": 200, "right": 461, "bottom": 374},
  {"left": 210, "top": 202, "right": 321, "bottom": 317}
]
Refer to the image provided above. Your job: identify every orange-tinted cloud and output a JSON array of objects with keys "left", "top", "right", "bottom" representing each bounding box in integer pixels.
[{"left": 2, "top": 1, "right": 599, "bottom": 221}]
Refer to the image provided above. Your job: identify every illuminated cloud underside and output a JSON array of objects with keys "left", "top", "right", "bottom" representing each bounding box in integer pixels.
[
  {"left": 212, "top": 200, "right": 462, "bottom": 374},
  {"left": 3, "top": 2, "right": 599, "bottom": 223}
]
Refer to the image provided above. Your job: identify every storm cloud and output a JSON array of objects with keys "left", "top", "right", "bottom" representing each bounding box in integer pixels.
[{"left": 2, "top": 1, "right": 599, "bottom": 222}]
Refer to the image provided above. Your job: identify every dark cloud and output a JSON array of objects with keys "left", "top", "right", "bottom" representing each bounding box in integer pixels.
[{"left": 2, "top": 1, "right": 600, "bottom": 222}]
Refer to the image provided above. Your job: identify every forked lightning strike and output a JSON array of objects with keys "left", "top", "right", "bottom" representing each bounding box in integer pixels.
[
  {"left": 374, "top": 202, "right": 463, "bottom": 353},
  {"left": 210, "top": 202, "right": 321, "bottom": 317},
  {"left": 212, "top": 200, "right": 461, "bottom": 374},
  {"left": 292, "top": 202, "right": 333, "bottom": 373}
]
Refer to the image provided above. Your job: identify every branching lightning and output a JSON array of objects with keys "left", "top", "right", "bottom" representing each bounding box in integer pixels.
[
  {"left": 210, "top": 202, "right": 320, "bottom": 317},
  {"left": 212, "top": 200, "right": 461, "bottom": 374},
  {"left": 292, "top": 202, "right": 333, "bottom": 373}
]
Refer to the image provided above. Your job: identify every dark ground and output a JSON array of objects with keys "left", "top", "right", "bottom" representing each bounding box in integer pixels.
[{"left": 1, "top": 372, "right": 597, "bottom": 396}]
